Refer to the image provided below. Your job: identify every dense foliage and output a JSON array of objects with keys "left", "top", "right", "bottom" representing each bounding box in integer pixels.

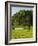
[{"left": 11, "top": 10, "right": 33, "bottom": 29}]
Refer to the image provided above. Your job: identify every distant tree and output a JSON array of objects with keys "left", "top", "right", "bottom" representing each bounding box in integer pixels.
[{"left": 11, "top": 10, "right": 33, "bottom": 30}]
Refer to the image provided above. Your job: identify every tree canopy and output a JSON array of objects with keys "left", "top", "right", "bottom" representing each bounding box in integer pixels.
[{"left": 11, "top": 10, "right": 33, "bottom": 28}]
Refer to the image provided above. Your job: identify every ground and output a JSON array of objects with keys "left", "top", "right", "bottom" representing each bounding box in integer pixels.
[{"left": 10, "top": 26, "right": 33, "bottom": 39}]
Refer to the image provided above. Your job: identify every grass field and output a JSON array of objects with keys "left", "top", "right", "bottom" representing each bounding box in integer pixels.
[{"left": 10, "top": 26, "right": 33, "bottom": 39}]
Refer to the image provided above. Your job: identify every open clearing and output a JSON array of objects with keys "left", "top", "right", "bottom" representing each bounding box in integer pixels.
[{"left": 10, "top": 27, "right": 33, "bottom": 39}]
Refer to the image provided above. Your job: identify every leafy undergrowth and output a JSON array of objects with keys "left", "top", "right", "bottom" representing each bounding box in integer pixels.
[{"left": 10, "top": 27, "right": 33, "bottom": 39}]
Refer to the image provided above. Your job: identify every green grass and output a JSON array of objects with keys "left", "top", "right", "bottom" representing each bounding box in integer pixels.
[{"left": 10, "top": 26, "right": 33, "bottom": 39}]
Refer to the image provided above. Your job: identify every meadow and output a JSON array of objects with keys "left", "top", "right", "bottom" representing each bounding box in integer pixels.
[{"left": 10, "top": 26, "right": 33, "bottom": 39}]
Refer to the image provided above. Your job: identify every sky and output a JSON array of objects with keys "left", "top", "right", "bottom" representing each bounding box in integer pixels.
[{"left": 11, "top": 6, "right": 33, "bottom": 16}]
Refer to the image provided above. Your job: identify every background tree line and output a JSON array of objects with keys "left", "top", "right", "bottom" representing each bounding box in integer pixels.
[{"left": 11, "top": 10, "right": 33, "bottom": 29}]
